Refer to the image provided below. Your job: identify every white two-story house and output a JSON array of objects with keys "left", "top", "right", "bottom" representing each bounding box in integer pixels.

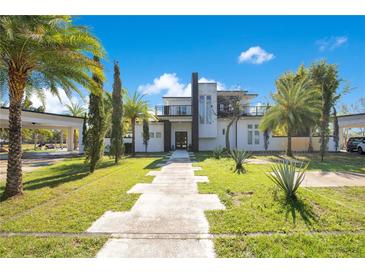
[{"left": 134, "top": 72, "right": 336, "bottom": 152}]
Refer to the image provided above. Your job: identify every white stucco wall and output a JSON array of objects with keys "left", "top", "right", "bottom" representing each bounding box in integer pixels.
[
  {"left": 135, "top": 122, "right": 164, "bottom": 152},
  {"left": 163, "top": 97, "right": 191, "bottom": 106},
  {"left": 198, "top": 117, "right": 337, "bottom": 152},
  {"left": 171, "top": 122, "right": 192, "bottom": 150}
]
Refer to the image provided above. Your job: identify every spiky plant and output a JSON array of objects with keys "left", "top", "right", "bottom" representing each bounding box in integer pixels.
[
  {"left": 212, "top": 146, "right": 224, "bottom": 159},
  {"left": 267, "top": 160, "right": 308, "bottom": 198},
  {"left": 230, "top": 149, "right": 251, "bottom": 174}
]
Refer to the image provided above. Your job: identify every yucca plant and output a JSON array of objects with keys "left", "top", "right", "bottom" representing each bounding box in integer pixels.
[
  {"left": 267, "top": 160, "right": 308, "bottom": 198},
  {"left": 212, "top": 146, "right": 225, "bottom": 159},
  {"left": 230, "top": 149, "right": 251, "bottom": 174}
]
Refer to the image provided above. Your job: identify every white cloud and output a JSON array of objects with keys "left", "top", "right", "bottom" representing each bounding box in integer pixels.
[
  {"left": 238, "top": 46, "right": 275, "bottom": 64},
  {"left": 137, "top": 73, "right": 227, "bottom": 97},
  {"left": 30, "top": 89, "right": 85, "bottom": 114},
  {"left": 316, "top": 36, "right": 348, "bottom": 51}
]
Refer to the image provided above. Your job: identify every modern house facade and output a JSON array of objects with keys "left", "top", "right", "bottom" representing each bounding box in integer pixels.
[{"left": 134, "top": 72, "right": 337, "bottom": 152}]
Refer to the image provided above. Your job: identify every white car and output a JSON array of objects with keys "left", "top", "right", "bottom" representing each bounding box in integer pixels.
[{"left": 357, "top": 139, "right": 365, "bottom": 154}]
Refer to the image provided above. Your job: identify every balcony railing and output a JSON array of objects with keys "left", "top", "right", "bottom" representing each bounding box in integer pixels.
[
  {"left": 155, "top": 105, "right": 192, "bottom": 116},
  {"left": 155, "top": 105, "right": 268, "bottom": 117},
  {"left": 218, "top": 105, "right": 269, "bottom": 117}
]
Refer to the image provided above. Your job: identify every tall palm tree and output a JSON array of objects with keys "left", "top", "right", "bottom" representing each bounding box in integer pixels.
[
  {"left": 260, "top": 73, "right": 320, "bottom": 156},
  {"left": 124, "top": 91, "right": 152, "bottom": 156},
  {"left": 64, "top": 101, "right": 87, "bottom": 150},
  {"left": 0, "top": 16, "right": 104, "bottom": 198}
]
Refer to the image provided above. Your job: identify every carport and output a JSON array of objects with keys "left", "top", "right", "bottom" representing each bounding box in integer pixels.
[
  {"left": 337, "top": 112, "right": 365, "bottom": 149},
  {"left": 0, "top": 107, "right": 85, "bottom": 153}
]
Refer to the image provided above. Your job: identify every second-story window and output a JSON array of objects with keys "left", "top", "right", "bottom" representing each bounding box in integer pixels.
[
  {"left": 199, "top": 95, "right": 212, "bottom": 124},
  {"left": 199, "top": 95, "right": 205, "bottom": 124},
  {"left": 206, "top": 95, "right": 212, "bottom": 124}
]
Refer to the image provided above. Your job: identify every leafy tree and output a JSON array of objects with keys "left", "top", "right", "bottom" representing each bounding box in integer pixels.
[
  {"left": 110, "top": 61, "right": 124, "bottom": 163},
  {"left": 309, "top": 61, "right": 341, "bottom": 161},
  {"left": 0, "top": 16, "right": 104, "bottom": 198},
  {"left": 143, "top": 119, "right": 150, "bottom": 153},
  {"left": 333, "top": 107, "right": 339, "bottom": 151},
  {"left": 260, "top": 73, "right": 321, "bottom": 156},
  {"left": 64, "top": 101, "right": 86, "bottom": 150},
  {"left": 124, "top": 91, "right": 152, "bottom": 156},
  {"left": 85, "top": 56, "right": 106, "bottom": 173},
  {"left": 217, "top": 95, "right": 242, "bottom": 150}
]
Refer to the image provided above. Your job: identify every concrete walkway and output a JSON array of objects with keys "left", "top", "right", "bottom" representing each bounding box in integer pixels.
[{"left": 87, "top": 150, "right": 225, "bottom": 258}]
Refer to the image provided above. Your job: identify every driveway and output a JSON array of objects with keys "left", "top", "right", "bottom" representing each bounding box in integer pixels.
[
  {"left": 0, "top": 158, "right": 62, "bottom": 181},
  {"left": 302, "top": 171, "right": 365, "bottom": 187}
]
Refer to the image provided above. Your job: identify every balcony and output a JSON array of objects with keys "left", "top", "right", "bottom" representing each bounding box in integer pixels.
[
  {"left": 218, "top": 105, "right": 269, "bottom": 117},
  {"left": 155, "top": 105, "right": 192, "bottom": 116}
]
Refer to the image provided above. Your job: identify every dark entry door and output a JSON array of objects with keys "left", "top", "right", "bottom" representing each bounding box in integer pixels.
[{"left": 175, "top": 131, "right": 188, "bottom": 149}]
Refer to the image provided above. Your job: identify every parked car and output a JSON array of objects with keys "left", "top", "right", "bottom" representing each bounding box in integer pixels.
[
  {"left": 357, "top": 139, "right": 365, "bottom": 155},
  {"left": 346, "top": 137, "right": 365, "bottom": 152}
]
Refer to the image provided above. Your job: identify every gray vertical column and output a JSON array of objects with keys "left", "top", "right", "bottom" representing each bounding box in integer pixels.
[
  {"left": 191, "top": 72, "right": 199, "bottom": 152},
  {"left": 163, "top": 120, "right": 171, "bottom": 152}
]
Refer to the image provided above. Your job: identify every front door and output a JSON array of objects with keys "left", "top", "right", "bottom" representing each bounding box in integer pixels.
[{"left": 175, "top": 131, "right": 188, "bottom": 149}]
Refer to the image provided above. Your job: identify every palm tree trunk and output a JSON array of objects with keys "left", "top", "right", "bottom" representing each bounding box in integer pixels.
[
  {"left": 308, "top": 127, "right": 313, "bottom": 153},
  {"left": 132, "top": 117, "right": 136, "bottom": 157},
  {"left": 287, "top": 127, "right": 293, "bottom": 157},
  {"left": 3, "top": 70, "right": 27, "bottom": 198}
]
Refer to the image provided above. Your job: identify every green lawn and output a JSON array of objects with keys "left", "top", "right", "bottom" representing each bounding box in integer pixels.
[
  {"left": 252, "top": 152, "right": 365, "bottom": 174},
  {"left": 194, "top": 152, "right": 365, "bottom": 257},
  {"left": 0, "top": 155, "right": 163, "bottom": 257},
  {"left": 0, "top": 236, "right": 107, "bottom": 258},
  {"left": 215, "top": 234, "right": 365, "bottom": 258}
]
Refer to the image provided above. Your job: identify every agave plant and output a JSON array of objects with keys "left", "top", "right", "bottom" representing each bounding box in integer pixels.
[
  {"left": 230, "top": 149, "right": 251, "bottom": 174},
  {"left": 267, "top": 160, "right": 308, "bottom": 198},
  {"left": 212, "top": 146, "right": 225, "bottom": 159}
]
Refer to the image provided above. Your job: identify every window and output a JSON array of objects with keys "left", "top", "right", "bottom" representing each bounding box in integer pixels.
[
  {"left": 248, "top": 125, "right": 253, "bottom": 145},
  {"left": 248, "top": 124, "right": 260, "bottom": 145},
  {"left": 199, "top": 95, "right": 212, "bottom": 124},
  {"left": 199, "top": 95, "right": 205, "bottom": 124},
  {"left": 222, "top": 129, "right": 225, "bottom": 135},
  {"left": 220, "top": 104, "right": 224, "bottom": 112},
  {"left": 206, "top": 95, "right": 212, "bottom": 124},
  {"left": 156, "top": 132, "right": 162, "bottom": 138},
  {"left": 149, "top": 132, "right": 154, "bottom": 138}
]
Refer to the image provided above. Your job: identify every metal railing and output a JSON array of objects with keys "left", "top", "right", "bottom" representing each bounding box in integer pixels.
[
  {"left": 218, "top": 105, "right": 269, "bottom": 117},
  {"left": 155, "top": 105, "right": 268, "bottom": 117},
  {"left": 155, "top": 105, "right": 192, "bottom": 116}
]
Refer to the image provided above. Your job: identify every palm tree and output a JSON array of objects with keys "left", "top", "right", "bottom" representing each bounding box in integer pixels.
[
  {"left": 124, "top": 91, "right": 153, "bottom": 156},
  {"left": 0, "top": 16, "right": 104, "bottom": 198},
  {"left": 64, "top": 101, "right": 87, "bottom": 150},
  {"left": 260, "top": 73, "right": 320, "bottom": 157}
]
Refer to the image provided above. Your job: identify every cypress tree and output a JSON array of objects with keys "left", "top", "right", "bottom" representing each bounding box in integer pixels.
[
  {"left": 110, "top": 61, "right": 124, "bottom": 164},
  {"left": 143, "top": 119, "right": 150, "bottom": 153},
  {"left": 85, "top": 56, "right": 106, "bottom": 173}
]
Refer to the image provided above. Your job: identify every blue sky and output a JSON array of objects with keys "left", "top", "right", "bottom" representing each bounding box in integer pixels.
[{"left": 36, "top": 16, "right": 365, "bottom": 112}]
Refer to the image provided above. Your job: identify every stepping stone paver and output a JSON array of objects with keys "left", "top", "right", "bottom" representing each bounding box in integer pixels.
[{"left": 87, "top": 150, "right": 225, "bottom": 257}]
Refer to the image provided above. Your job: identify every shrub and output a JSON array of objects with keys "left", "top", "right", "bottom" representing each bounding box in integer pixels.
[
  {"left": 212, "top": 147, "right": 225, "bottom": 159},
  {"left": 267, "top": 160, "right": 308, "bottom": 198},
  {"left": 230, "top": 149, "right": 251, "bottom": 174}
]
